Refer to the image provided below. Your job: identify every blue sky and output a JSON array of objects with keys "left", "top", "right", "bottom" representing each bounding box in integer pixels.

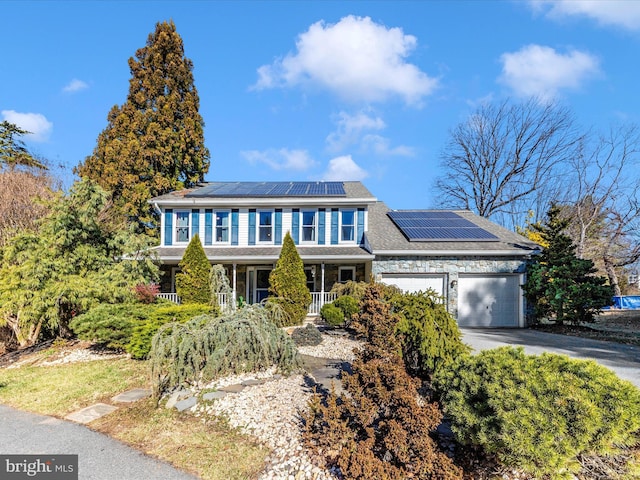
[{"left": 3, "top": 0, "right": 640, "bottom": 210}]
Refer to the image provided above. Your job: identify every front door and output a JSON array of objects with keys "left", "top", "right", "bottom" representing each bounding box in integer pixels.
[{"left": 248, "top": 267, "right": 271, "bottom": 304}]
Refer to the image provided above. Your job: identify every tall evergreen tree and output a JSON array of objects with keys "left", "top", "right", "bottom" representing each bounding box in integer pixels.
[
  {"left": 76, "top": 20, "right": 210, "bottom": 233},
  {"left": 523, "top": 204, "right": 612, "bottom": 325},
  {"left": 268, "top": 232, "right": 311, "bottom": 326}
]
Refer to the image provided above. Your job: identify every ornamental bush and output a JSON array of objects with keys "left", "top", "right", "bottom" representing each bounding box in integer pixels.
[
  {"left": 149, "top": 304, "right": 301, "bottom": 398},
  {"left": 291, "top": 323, "right": 323, "bottom": 347},
  {"left": 268, "top": 232, "right": 311, "bottom": 326},
  {"left": 305, "top": 284, "right": 462, "bottom": 479},
  {"left": 390, "top": 290, "right": 469, "bottom": 379},
  {"left": 320, "top": 303, "right": 345, "bottom": 327},
  {"left": 333, "top": 295, "right": 359, "bottom": 325},
  {"left": 175, "top": 235, "right": 211, "bottom": 304},
  {"left": 70, "top": 302, "right": 212, "bottom": 358},
  {"left": 434, "top": 347, "right": 640, "bottom": 478}
]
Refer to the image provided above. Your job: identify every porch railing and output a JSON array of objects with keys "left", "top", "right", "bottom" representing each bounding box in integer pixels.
[
  {"left": 309, "top": 292, "right": 338, "bottom": 316},
  {"left": 156, "top": 291, "right": 336, "bottom": 315}
]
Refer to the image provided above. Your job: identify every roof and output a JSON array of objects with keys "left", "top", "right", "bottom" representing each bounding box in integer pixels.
[
  {"left": 149, "top": 181, "right": 377, "bottom": 206},
  {"left": 367, "top": 202, "right": 540, "bottom": 256},
  {"left": 151, "top": 245, "right": 374, "bottom": 264}
]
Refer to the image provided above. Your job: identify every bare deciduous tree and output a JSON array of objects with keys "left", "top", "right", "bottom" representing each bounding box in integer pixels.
[{"left": 434, "top": 98, "right": 583, "bottom": 229}]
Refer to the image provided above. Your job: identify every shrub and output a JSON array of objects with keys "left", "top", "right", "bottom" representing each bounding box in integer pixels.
[
  {"left": 291, "top": 323, "right": 323, "bottom": 347},
  {"left": 175, "top": 235, "right": 211, "bottom": 304},
  {"left": 333, "top": 295, "right": 359, "bottom": 325},
  {"left": 268, "top": 232, "right": 311, "bottom": 326},
  {"left": 70, "top": 302, "right": 212, "bottom": 358},
  {"left": 320, "top": 303, "right": 344, "bottom": 327},
  {"left": 329, "top": 280, "right": 367, "bottom": 302},
  {"left": 305, "top": 284, "right": 462, "bottom": 479},
  {"left": 434, "top": 347, "right": 640, "bottom": 478},
  {"left": 134, "top": 283, "right": 160, "bottom": 304},
  {"left": 390, "top": 290, "right": 469, "bottom": 379},
  {"left": 150, "top": 304, "right": 301, "bottom": 398}
]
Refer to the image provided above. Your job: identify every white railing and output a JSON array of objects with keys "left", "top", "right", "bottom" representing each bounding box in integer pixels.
[
  {"left": 156, "top": 291, "right": 332, "bottom": 314},
  {"left": 156, "top": 292, "right": 181, "bottom": 304},
  {"left": 309, "top": 292, "right": 338, "bottom": 315}
]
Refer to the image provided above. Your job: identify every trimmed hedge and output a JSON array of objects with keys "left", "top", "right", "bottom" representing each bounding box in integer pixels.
[
  {"left": 70, "top": 302, "right": 213, "bottom": 359},
  {"left": 434, "top": 347, "right": 640, "bottom": 478},
  {"left": 333, "top": 295, "right": 359, "bottom": 325},
  {"left": 320, "top": 303, "right": 344, "bottom": 327}
]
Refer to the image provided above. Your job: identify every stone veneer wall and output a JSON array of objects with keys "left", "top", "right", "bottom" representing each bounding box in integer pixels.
[{"left": 372, "top": 256, "right": 531, "bottom": 319}]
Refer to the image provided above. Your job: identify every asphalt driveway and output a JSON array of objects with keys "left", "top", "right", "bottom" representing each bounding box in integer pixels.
[
  {"left": 461, "top": 328, "right": 640, "bottom": 388},
  {"left": 0, "top": 405, "right": 197, "bottom": 480}
]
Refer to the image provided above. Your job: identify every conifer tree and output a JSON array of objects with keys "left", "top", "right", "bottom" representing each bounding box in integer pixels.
[
  {"left": 76, "top": 20, "right": 210, "bottom": 233},
  {"left": 268, "top": 232, "right": 311, "bottom": 326},
  {"left": 523, "top": 204, "right": 613, "bottom": 325},
  {"left": 175, "top": 235, "right": 211, "bottom": 304}
]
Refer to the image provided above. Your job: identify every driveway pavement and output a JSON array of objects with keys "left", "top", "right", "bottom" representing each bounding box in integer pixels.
[
  {"left": 461, "top": 328, "right": 640, "bottom": 388},
  {"left": 0, "top": 405, "right": 197, "bottom": 480}
]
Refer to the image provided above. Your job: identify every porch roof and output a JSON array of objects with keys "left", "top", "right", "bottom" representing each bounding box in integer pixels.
[{"left": 151, "top": 245, "right": 374, "bottom": 264}]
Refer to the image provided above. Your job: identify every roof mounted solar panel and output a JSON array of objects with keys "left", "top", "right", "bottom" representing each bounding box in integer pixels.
[
  {"left": 388, "top": 211, "right": 499, "bottom": 242},
  {"left": 185, "top": 181, "right": 346, "bottom": 197}
]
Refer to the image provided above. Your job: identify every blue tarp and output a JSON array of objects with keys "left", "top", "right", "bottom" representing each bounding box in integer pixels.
[{"left": 610, "top": 296, "right": 640, "bottom": 309}]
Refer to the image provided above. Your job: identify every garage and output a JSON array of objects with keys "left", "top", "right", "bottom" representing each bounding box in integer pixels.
[
  {"left": 380, "top": 274, "right": 446, "bottom": 302},
  {"left": 457, "top": 274, "right": 522, "bottom": 327}
]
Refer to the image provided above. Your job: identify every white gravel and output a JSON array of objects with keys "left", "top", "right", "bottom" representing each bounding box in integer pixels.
[{"left": 193, "top": 331, "right": 361, "bottom": 480}]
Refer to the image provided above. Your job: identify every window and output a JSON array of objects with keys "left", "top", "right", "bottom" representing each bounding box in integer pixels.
[
  {"left": 304, "top": 267, "right": 315, "bottom": 292},
  {"left": 258, "top": 211, "right": 273, "bottom": 242},
  {"left": 216, "top": 212, "right": 229, "bottom": 243},
  {"left": 175, "top": 211, "right": 190, "bottom": 243},
  {"left": 341, "top": 210, "right": 355, "bottom": 242},
  {"left": 302, "top": 211, "right": 316, "bottom": 243},
  {"left": 339, "top": 266, "right": 356, "bottom": 283}
]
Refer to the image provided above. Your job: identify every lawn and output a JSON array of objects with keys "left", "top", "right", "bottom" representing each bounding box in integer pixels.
[{"left": 0, "top": 342, "right": 269, "bottom": 480}]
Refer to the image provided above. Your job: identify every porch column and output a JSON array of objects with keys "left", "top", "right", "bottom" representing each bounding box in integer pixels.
[
  {"left": 321, "top": 262, "right": 325, "bottom": 303},
  {"left": 232, "top": 263, "right": 237, "bottom": 302}
]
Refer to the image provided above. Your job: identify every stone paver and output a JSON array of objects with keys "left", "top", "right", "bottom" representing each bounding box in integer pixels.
[
  {"left": 174, "top": 397, "right": 197, "bottom": 412},
  {"left": 241, "top": 379, "right": 265, "bottom": 386},
  {"left": 64, "top": 403, "right": 118, "bottom": 424},
  {"left": 219, "top": 384, "right": 245, "bottom": 393},
  {"left": 112, "top": 388, "right": 151, "bottom": 403},
  {"left": 202, "top": 391, "right": 228, "bottom": 401}
]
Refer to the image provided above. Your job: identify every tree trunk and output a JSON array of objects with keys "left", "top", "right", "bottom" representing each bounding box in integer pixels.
[{"left": 604, "top": 256, "right": 622, "bottom": 297}]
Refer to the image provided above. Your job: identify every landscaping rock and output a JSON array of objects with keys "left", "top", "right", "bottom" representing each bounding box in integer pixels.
[
  {"left": 112, "top": 388, "right": 151, "bottom": 403},
  {"left": 165, "top": 389, "right": 191, "bottom": 409},
  {"left": 202, "top": 391, "right": 227, "bottom": 401},
  {"left": 174, "top": 396, "right": 197, "bottom": 412},
  {"left": 219, "top": 384, "right": 245, "bottom": 393}
]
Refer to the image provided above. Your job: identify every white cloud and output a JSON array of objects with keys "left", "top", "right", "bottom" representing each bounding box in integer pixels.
[
  {"left": 241, "top": 148, "right": 317, "bottom": 171},
  {"left": 326, "top": 110, "right": 385, "bottom": 151},
  {"left": 361, "top": 134, "right": 415, "bottom": 156},
  {"left": 322, "top": 155, "right": 369, "bottom": 181},
  {"left": 1, "top": 110, "right": 53, "bottom": 142},
  {"left": 252, "top": 15, "right": 437, "bottom": 105},
  {"left": 498, "top": 44, "right": 599, "bottom": 100},
  {"left": 63, "top": 78, "right": 89, "bottom": 93},
  {"left": 530, "top": 0, "right": 640, "bottom": 31}
]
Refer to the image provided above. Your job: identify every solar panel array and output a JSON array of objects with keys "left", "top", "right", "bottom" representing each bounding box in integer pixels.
[
  {"left": 387, "top": 211, "right": 499, "bottom": 242},
  {"left": 186, "top": 182, "right": 346, "bottom": 197}
]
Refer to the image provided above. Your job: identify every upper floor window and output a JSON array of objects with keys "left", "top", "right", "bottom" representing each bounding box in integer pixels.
[
  {"left": 216, "top": 212, "right": 229, "bottom": 243},
  {"left": 302, "top": 211, "right": 316, "bottom": 243},
  {"left": 341, "top": 210, "right": 355, "bottom": 242},
  {"left": 176, "top": 211, "right": 190, "bottom": 243},
  {"left": 258, "top": 211, "right": 273, "bottom": 243}
]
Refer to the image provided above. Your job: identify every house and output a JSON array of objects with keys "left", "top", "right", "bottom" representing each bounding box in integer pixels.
[{"left": 149, "top": 181, "right": 540, "bottom": 327}]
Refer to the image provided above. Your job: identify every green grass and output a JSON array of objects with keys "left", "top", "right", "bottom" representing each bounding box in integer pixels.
[
  {"left": 0, "top": 357, "right": 148, "bottom": 416},
  {"left": 0, "top": 354, "right": 269, "bottom": 479}
]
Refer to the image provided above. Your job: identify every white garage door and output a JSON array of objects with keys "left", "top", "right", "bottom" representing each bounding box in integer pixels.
[
  {"left": 457, "top": 275, "right": 521, "bottom": 327},
  {"left": 381, "top": 274, "right": 445, "bottom": 301}
]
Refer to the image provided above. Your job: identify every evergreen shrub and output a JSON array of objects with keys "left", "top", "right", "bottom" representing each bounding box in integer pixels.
[
  {"left": 320, "top": 303, "right": 344, "bottom": 327},
  {"left": 150, "top": 304, "right": 301, "bottom": 398},
  {"left": 329, "top": 280, "right": 367, "bottom": 302},
  {"left": 291, "top": 323, "right": 323, "bottom": 347},
  {"left": 268, "top": 232, "right": 311, "bottom": 326},
  {"left": 305, "top": 284, "right": 462, "bottom": 479},
  {"left": 390, "top": 291, "right": 469, "bottom": 378},
  {"left": 175, "top": 235, "right": 211, "bottom": 304},
  {"left": 434, "top": 347, "right": 640, "bottom": 478},
  {"left": 70, "top": 302, "right": 211, "bottom": 358},
  {"left": 333, "top": 295, "right": 359, "bottom": 325}
]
